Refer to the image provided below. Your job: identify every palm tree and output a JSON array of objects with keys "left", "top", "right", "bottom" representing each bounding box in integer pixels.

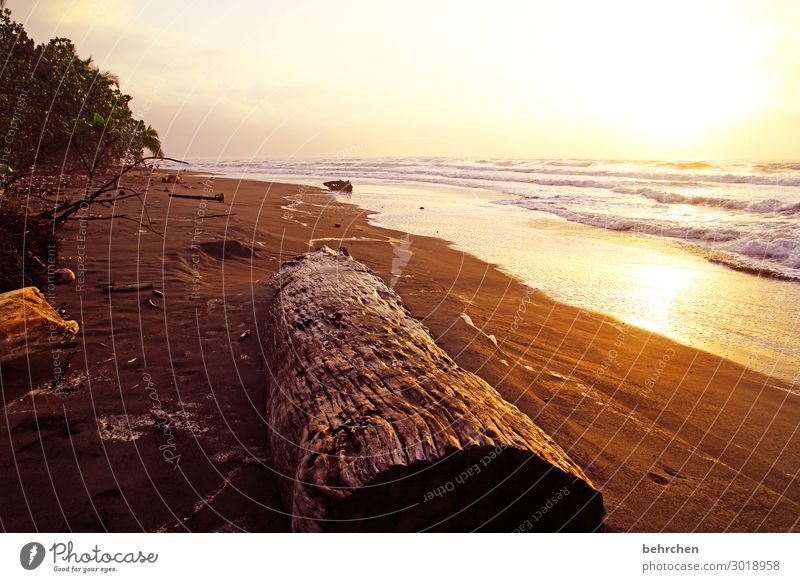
[
  {"left": 98, "top": 69, "right": 120, "bottom": 88},
  {"left": 83, "top": 55, "right": 120, "bottom": 88},
  {"left": 140, "top": 124, "right": 164, "bottom": 157}
]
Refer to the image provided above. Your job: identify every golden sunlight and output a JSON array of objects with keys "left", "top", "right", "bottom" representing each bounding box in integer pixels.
[
  {"left": 545, "top": 2, "right": 770, "bottom": 142},
  {"left": 13, "top": 0, "right": 799, "bottom": 158},
  {"left": 627, "top": 264, "right": 698, "bottom": 335}
]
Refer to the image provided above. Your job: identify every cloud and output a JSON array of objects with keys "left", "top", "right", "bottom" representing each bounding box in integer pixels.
[{"left": 12, "top": 0, "right": 800, "bottom": 158}]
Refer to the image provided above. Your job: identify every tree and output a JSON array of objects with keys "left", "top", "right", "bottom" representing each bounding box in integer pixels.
[
  {"left": 0, "top": 8, "right": 167, "bottom": 187},
  {"left": 0, "top": 6, "right": 181, "bottom": 290},
  {"left": 139, "top": 123, "right": 164, "bottom": 157},
  {"left": 0, "top": 8, "right": 38, "bottom": 189}
]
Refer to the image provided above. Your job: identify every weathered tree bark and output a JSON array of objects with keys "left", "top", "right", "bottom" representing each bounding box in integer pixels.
[
  {"left": 0, "top": 287, "right": 79, "bottom": 364},
  {"left": 262, "top": 247, "right": 605, "bottom": 532}
]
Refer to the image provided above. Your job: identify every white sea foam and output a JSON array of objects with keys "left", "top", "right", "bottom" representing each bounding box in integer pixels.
[
  {"left": 612, "top": 186, "right": 800, "bottom": 215},
  {"left": 175, "top": 157, "right": 800, "bottom": 281}
]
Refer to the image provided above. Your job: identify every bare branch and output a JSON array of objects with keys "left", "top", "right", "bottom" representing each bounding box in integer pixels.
[
  {"left": 39, "top": 155, "right": 187, "bottom": 223},
  {"left": 63, "top": 213, "right": 164, "bottom": 237}
]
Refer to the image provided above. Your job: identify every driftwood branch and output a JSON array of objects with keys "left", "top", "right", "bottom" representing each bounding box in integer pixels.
[
  {"left": 63, "top": 214, "right": 164, "bottom": 237},
  {"left": 96, "top": 282, "right": 154, "bottom": 293},
  {"left": 40, "top": 156, "right": 187, "bottom": 223},
  {"left": 169, "top": 192, "right": 225, "bottom": 203},
  {"left": 261, "top": 247, "right": 605, "bottom": 532}
]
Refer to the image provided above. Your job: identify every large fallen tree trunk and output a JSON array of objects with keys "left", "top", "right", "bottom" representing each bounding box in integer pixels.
[
  {"left": 0, "top": 286, "right": 79, "bottom": 364},
  {"left": 262, "top": 247, "right": 605, "bottom": 532}
]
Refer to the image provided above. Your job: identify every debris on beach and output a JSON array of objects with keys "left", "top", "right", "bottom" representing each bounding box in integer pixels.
[
  {"left": 144, "top": 298, "right": 161, "bottom": 311},
  {"left": 459, "top": 312, "right": 498, "bottom": 347},
  {"left": 52, "top": 351, "right": 79, "bottom": 389},
  {"left": 97, "top": 415, "right": 150, "bottom": 442},
  {"left": 56, "top": 302, "right": 70, "bottom": 317},
  {"left": 322, "top": 179, "right": 353, "bottom": 193},
  {"left": 169, "top": 192, "right": 225, "bottom": 203},
  {"left": 21, "top": 369, "right": 89, "bottom": 402},
  {"left": 0, "top": 287, "right": 79, "bottom": 364},
  {"left": 161, "top": 174, "right": 185, "bottom": 184},
  {"left": 97, "top": 408, "right": 208, "bottom": 443},
  {"left": 53, "top": 268, "right": 76, "bottom": 284},
  {"left": 100, "top": 282, "right": 154, "bottom": 293}
]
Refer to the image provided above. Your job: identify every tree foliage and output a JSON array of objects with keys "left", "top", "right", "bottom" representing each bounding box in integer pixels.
[{"left": 0, "top": 7, "right": 163, "bottom": 189}]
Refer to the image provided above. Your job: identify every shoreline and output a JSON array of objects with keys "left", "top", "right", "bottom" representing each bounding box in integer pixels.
[
  {"left": 198, "top": 171, "right": 798, "bottom": 384},
  {"left": 1, "top": 171, "right": 797, "bottom": 532}
]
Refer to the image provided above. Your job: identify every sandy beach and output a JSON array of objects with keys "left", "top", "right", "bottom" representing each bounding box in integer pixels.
[{"left": 1, "top": 171, "right": 797, "bottom": 532}]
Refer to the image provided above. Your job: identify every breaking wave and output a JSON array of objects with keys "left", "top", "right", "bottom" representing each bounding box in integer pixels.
[{"left": 177, "top": 156, "right": 800, "bottom": 281}]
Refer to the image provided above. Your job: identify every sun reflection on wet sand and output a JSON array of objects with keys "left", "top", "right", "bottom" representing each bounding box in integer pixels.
[{"left": 625, "top": 264, "right": 698, "bottom": 336}]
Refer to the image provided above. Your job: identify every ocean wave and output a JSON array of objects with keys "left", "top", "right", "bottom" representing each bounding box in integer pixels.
[
  {"left": 654, "top": 161, "right": 713, "bottom": 170},
  {"left": 186, "top": 157, "right": 800, "bottom": 188},
  {"left": 483, "top": 164, "right": 800, "bottom": 187},
  {"left": 750, "top": 162, "right": 800, "bottom": 173},
  {"left": 544, "top": 160, "right": 596, "bottom": 167},
  {"left": 196, "top": 160, "right": 716, "bottom": 197},
  {"left": 612, "top": 187, "right": 800, "bottom": 215},
  {"left": 497, "top": 199, "right": 740, "bottom": 241},
  {"left": 724, "top": 236, "right": 800, "bottom": 268},
  {"left": 178, "top": 157, "right": 800, "bottom": 281},
  {"left": 497, "top": 198, "right": 800, "bottom": 280}
]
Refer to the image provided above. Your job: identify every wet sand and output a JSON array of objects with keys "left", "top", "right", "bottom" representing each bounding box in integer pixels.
[{"left": 1, "top": 172, "right": 797, "bottom": 532}]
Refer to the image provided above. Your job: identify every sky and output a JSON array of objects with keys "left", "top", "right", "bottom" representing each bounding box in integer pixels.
[{"left": 9, "top": 0, "right": 800, "bottom": 160}]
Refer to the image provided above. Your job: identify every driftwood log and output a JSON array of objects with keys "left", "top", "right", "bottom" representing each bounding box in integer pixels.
[
  {"left": 262, "top": 247, "right": 605, "bottom": 532},
  {"left": 169, "top": 192, "right": 224, "bottom": 203},
  {"left": 0, "top": 287, "right": 79, "bottom": 364}
]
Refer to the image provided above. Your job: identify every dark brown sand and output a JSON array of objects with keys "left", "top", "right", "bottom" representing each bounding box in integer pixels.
[{"left": 1, "top": 172, "right": 797, "bottom": 532}]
